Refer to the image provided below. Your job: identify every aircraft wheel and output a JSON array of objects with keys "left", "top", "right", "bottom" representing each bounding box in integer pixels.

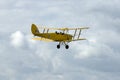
[
  {"left": 57, "top": 45, "right": 60, "bottom": 49},
  {"left": 65, "top": 45, "right": 69, "bottom": 49}
]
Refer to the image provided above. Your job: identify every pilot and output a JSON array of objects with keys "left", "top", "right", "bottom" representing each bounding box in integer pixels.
[{"left": 55, "top": 31, "right": 59, "bottom": 34}]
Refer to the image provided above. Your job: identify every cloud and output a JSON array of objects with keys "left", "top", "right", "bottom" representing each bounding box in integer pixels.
[
  {"left": 10, "top": 31, "right": 25, "bottom": 48},
  {"left": 0, "top": 0, "right": 120, "bottom": 80}
]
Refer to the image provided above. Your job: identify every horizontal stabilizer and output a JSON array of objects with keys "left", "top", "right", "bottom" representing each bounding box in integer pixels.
[{"left": 32, "top": 37, "right": 54, "bottom": 42}]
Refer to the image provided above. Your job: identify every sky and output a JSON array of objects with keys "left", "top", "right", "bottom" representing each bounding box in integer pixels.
[{"left": 0, "top": 0, "right": 120, "bottom": 80}]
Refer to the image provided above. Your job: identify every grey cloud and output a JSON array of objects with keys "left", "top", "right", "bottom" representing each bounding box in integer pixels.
[{"left": 0, "top": 0, "right": 120, "bottom": 80}]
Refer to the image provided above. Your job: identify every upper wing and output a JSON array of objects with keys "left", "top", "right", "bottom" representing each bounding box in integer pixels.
[
  {"left": 64, "top": 27, "right": 89, "bottom": 30},
  {"left": 38, "top": 26, "right": 89, "bottom": 31}
]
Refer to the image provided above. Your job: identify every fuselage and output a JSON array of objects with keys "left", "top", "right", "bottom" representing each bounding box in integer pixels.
[{"left": 35, "top": 33, "right": 73, "bottom": 42}]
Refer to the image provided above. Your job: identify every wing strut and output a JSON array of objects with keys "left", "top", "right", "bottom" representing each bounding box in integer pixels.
[
  {"left": 43, "top": 28, "right": 45, "bottom": 33},
  {"left": 73, "top": 29, "right": 77, "bottom": 39},
  {"left": 78, "top": 29, "right": 81, "bottom": 39},
  {"left": 47, "top": 29, "right": 49, "bottom": 33}
]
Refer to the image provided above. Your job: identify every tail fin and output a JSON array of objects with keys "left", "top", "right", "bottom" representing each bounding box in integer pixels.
[{"left": 31, "top": 24, "right": 40, "bottom": 35}]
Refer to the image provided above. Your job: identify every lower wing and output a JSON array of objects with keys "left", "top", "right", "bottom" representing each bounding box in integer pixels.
[{"left": 72, "top": 38, "right": 86, "bottom": 41}]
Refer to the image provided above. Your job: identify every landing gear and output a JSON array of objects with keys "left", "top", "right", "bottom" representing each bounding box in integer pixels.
[
  {"left": 65, "top": 45, "right": 69, "bottom": 49},
  {"left": 57, "top": 44, "right": 60, "bottom": 49},
  {"left": 56, "top": 42, "right": 69, "bottom": 49}
]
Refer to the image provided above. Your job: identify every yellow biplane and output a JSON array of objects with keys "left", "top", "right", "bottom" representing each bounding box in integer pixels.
[{"left": 31, "top": 24, "right": 89, "bottom": 49}]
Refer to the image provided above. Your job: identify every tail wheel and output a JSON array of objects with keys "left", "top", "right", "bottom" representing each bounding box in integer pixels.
[
  {"left": 57, "top": 45, "right": 60, "bottom": 49},
  {"left": 65, "top": 45, "right": 69, "bottom": 49}
]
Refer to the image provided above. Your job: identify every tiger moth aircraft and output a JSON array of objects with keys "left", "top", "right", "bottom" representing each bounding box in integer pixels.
[{"left": 31, "top": 24, "right": 89, "bottom": 49}]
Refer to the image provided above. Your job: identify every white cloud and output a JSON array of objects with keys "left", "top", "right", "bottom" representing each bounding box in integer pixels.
[{"left": 10, "top": 31, "right": 24, "bottom": 48}]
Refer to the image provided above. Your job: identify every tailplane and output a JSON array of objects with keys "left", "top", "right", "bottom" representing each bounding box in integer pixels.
[{"left": 31, "top": 24, "right": 40, "bottom": 35}]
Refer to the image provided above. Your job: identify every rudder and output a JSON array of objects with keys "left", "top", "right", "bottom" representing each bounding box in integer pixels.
[{"left": 31, "top": 24, "right": 40, "bottom": 35}]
